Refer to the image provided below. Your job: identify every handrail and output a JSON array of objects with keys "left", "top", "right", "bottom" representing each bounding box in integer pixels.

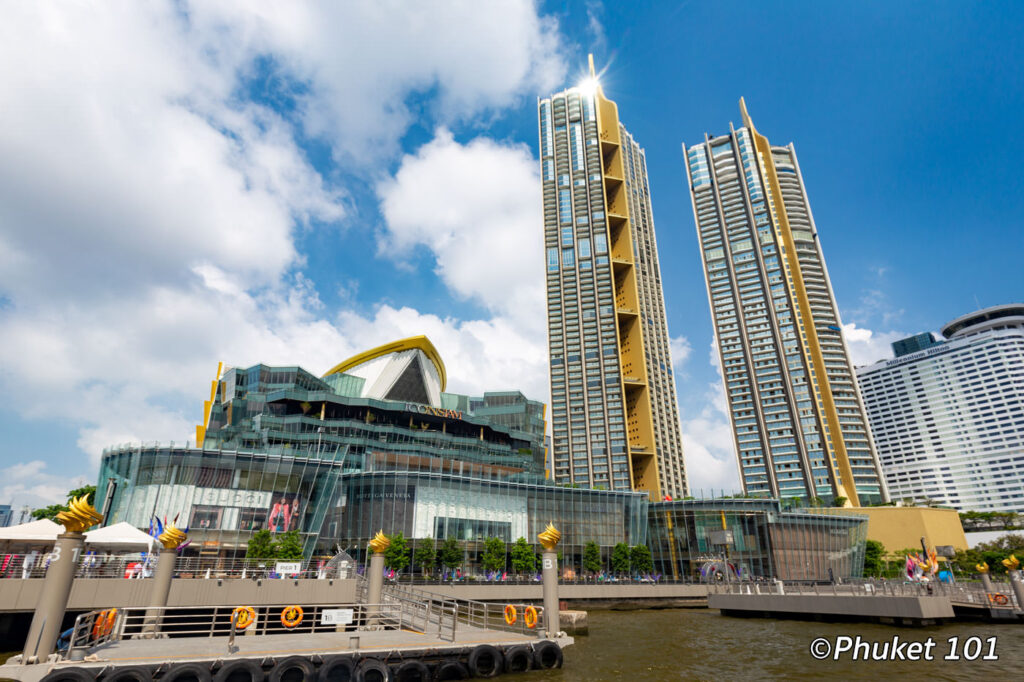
[{"left": 707, "top": 579, "right": 1021, "bottom": 609}]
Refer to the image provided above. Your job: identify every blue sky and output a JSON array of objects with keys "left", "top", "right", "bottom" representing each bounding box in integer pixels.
[{"left": 1, "top": 1, "right": 1021, "bottom": 509}]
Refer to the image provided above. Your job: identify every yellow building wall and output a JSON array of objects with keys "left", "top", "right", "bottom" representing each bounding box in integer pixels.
[{"left": 836, "top": 507, "right": 968, "bottom": 553}]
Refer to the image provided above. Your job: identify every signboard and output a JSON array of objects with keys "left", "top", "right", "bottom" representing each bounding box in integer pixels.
[
  {"left": 935, "top": 545, "right": 956, "bottom": 558},
  {"left": 709, "top": 530, "right": 734, "bottom": 546},
  {"left": 321, "top": 609, "right": 354, "bottom": 625},
  {"left": 275, "top": 562, "right": 302, "bottom": 575}
]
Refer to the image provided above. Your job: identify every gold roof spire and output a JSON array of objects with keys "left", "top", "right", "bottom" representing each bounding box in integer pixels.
[{"left": 739, "top": 97, "right": 755, "bottom": 132}]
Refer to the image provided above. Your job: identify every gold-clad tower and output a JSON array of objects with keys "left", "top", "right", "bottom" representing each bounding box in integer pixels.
[{"left": 539, "top": 57, "right": 687, "bottom": 499}]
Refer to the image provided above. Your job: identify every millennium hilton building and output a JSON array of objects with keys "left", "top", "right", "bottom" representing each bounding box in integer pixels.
[
  {"left": 539, "top": 57, "right": 687, "bottom": 499},
  {"left": 856, "top": 304, "right": 1024, "bottom": 513},
  {"left": 684, "top": 100, "right": 887, "bottom": 507}
]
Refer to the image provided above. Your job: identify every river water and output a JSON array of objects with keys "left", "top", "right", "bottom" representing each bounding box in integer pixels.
[{"left": 534, "top": 608, "right": 1024, "bottom": 681}]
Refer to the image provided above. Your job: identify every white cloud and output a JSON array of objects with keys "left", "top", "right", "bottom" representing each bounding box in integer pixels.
[
  {"left": 184, "top": 1, "right": 567, "bottom": 163},
  {"left": 681, "top": 338, "right": 741, "bottom": 495},
  {"left": 669, "top": 335, "right": 692, "bottom": 375},
  {"left": 842, "top": 322, "right": 907, "bottom": 367},
  {"left": 377, "top": 129, "right": 546, "bottom": 331},
  {"left": 0, "top": 461, "right": 90, "bottom": 510},
  {"left": 0, "top": 1, "right": 567, "bottom": 492}
]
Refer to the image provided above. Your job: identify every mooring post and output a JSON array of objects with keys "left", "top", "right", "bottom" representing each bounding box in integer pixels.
[
  {"left": 538, "top": 523, "right": 561, "bottom": 638},
  {"left": 1009, "top": 570, "right": 1024, "bottom": 611},
  {"left": 22, "top": 496, "right": 102, "bottom": 664},
  {"left": 366, "top": 531, "right": 390, "bottom": 625},
  {"left": 143, "top": 522, "right": 188, "bottom": 636}
]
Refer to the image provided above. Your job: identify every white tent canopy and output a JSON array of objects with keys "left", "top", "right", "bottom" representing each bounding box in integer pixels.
[
  {"left": 0, "top": 518, "right": 62, "bottom": 546},
  {"left": 0, "top": 519, "right": 155, "bottom": 551},
  {"left": 84, "top": 522, "right": 154, "bottom": 550}
]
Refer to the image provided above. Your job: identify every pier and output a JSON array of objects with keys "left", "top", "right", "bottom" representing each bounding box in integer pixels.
[{"left": 709, "top": 580, "right": 1024, "bottom": 626}]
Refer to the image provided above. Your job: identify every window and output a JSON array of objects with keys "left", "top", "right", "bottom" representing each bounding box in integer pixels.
[
  {"left": 547, "top": 247, "right": 559, "bottom": 272},
  {"left": 594, "top": 233, "right": 608, "bottom": 255},
  {"left": 562, "top": 247, "right": 575, "bottom": 268},
  {"left": 578, "top": 238, "right": 591, "bottom": 259}
]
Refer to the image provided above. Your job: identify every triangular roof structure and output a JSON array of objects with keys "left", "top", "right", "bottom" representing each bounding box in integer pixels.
[
  {"left": 84, "top": 522, "right": 154, "bottom": 550},
  {"left": 322, "top": 335, "right": 446, "bottom": 407}
]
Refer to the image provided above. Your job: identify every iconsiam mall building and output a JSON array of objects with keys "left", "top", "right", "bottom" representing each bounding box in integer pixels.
[{"left": 98, "top": 337, "right": 870, "bottom": 580}]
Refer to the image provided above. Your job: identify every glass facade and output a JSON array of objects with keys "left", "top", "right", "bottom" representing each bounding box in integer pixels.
[
  {"left": 97, "top": 356, "right": 869, "bottom": 578},
  {"left": 647, "top": 499, "right": 867, "bottom": 581}
]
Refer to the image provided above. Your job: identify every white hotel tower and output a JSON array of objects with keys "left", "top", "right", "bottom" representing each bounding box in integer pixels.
[{"left": 856, "top": 304, "right": 1024, "bottom": 513}]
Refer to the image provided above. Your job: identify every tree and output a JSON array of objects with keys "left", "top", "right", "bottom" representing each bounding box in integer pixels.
[
  {"left": 275, "top": 530, "right": 304, "bottom": 561},
  {"left": 31, "top": 504, "right": 66, "bottom": 522},
  {"left": 384, "top": 533, "right": 410, "bottom": 573},
  {"left": 31, "top": 484, "right": 99, "bottom": 521},
  {"left": 480, "top": 537, "right": 507, "bottom": 573},
  {"left": 832, "top": 496, "right": 848, "bottom": 508},
  {"left": 582, "top": 541, "right": 602, "bottom": 575},
  {"left": 611, "top": 543, "right": 631, "bottom": 575},
  {"left": 246, "top": 529, "right": 276, "bottom": 559},
  {"left": 68, "top": 485, "right": 97, "bottom": 505},
  {"left": 510, "top": 537, "right": 536, "bottom": 575},
  {"left": 416, "top": 537, "right": 436, "bottom": 577},
  {"left": 630, "top": 544, "right": 653, "bottom": 574},
  {"left": 439, "top": 537, "right": 463, "bottom": 571},
  {"left": 863, "top": 540, "right": 885, "bottom": 577}
]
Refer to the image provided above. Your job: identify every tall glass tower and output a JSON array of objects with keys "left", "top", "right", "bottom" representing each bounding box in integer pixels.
[
  {"left": 539, "top": 58, "right": 687, "bottom": 499},
  {"left": 684, "top": 99, "right": 887, "bottom": 507}
]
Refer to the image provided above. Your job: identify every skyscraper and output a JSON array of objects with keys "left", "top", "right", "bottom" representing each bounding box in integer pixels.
[
  {"left": 539, "top": 58, "right": 687, "bottom": 499},
  {"left": 684, "top": 100, "right": 887, "bottom": 506},
  {"left": 857, "top": 304, "right": 1024, "bottom": 513}
]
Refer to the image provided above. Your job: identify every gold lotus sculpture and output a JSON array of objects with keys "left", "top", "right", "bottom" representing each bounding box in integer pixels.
[
  {"left": 1002, "top": 554, "right": 1020, "bottom": 571},
  {"left": 158, "top": 522, "right": 188, "bottom": 549},
  {"left": 56, "top": 495, "right": 103, "bottom": 533},
  {"left": 538, "top": 523, "right": 561, "bottom": 551},
  {"left": 369, "top": 530, "right": 391, "bottom": 554},
  {"left": 976, "top": 562, "right": 989, "bottom": 574}
]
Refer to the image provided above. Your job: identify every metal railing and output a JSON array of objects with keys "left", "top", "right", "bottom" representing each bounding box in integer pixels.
[
  {"left": 0, "top": 554, "right": 351, "bottom": 580},
  {"left": 380, "top": 580, "right": 544, "bottom": 639},
  {"left": 65, "top": 600, "right": 438, "bottom": 660},
  {"left": 708, "top": 579, "right": 1021, "bottom": 609}
]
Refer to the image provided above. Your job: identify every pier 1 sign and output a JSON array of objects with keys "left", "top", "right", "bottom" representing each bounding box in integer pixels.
[{"left": 321, "top": 609, "right": 354, "bottom": 625}]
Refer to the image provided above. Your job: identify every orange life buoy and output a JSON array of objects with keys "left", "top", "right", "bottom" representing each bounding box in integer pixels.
[
  {"left": 232, "top": 606, "right": 256, "bottom": 630},
  {"left": 991, "top": 593, "right": 1009, "bottom": 606},
  {"left": 523, "top": 605, "right": 538, "bottom": 629},
  {"left": 91, "top": 610, "right": 108, "bottom": 639},
  {"left": 503, "top": 604, "right": 517, "bottom": 625},
  {"left": 280, "top": 605, "right": 304, "bottom": 628}
]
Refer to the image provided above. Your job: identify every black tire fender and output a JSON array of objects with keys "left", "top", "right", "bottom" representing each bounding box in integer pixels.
[
  {"left": 431, "top": 661, "right": 468, "bottom": 681},
  {"left": 268, "top": 656, "right": 316, "bottom": 682},
  {"left": 160, "top": 663, "right": 214, "bottom": 682},
  {"left": 466, "top": 645, "right": 503, "bottom": 679},
  {"left": 317, "top": 656, "right": 355, "bottom": 682},
  {"left": 353, "top": 658, "right": 389, "bottom": 682},
  {"left": 41, "top": 667, "right": 97, "bottom": 682},
  {"left": 502, "top": 646, "right": 532, "bottom": 674},
  {"left": 102, "top": 666, "right": 153, "bottom": 682},
  {"left": 390, "top": 660, "right": 429, "bottom": 682},
  {"left": 213, "top": 660, "right": 265, "bottom": 682},
  {"left": 532, "top": 641, "right": 563, "bottom": 670}
]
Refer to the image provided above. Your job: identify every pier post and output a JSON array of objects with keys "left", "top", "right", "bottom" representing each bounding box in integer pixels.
[
  {"left": 538, "top": 523, "right": 561, "bottom": 637},
  {"left": 366, "top": 531, "right": 390, "bottom": 624},
  {"left": 142, "top": 522, "right": 188, "bottom": 636},
  {"left": 1009, "top": 570, "right": 1024, "bottom": 611},
  {"left": 22, "top": 496, "right": 102, "bottom": 664}
]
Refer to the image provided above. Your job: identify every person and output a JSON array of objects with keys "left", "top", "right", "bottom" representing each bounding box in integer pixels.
[{"left": 22, "top": 550, "right": 38, "bottom": 579}]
